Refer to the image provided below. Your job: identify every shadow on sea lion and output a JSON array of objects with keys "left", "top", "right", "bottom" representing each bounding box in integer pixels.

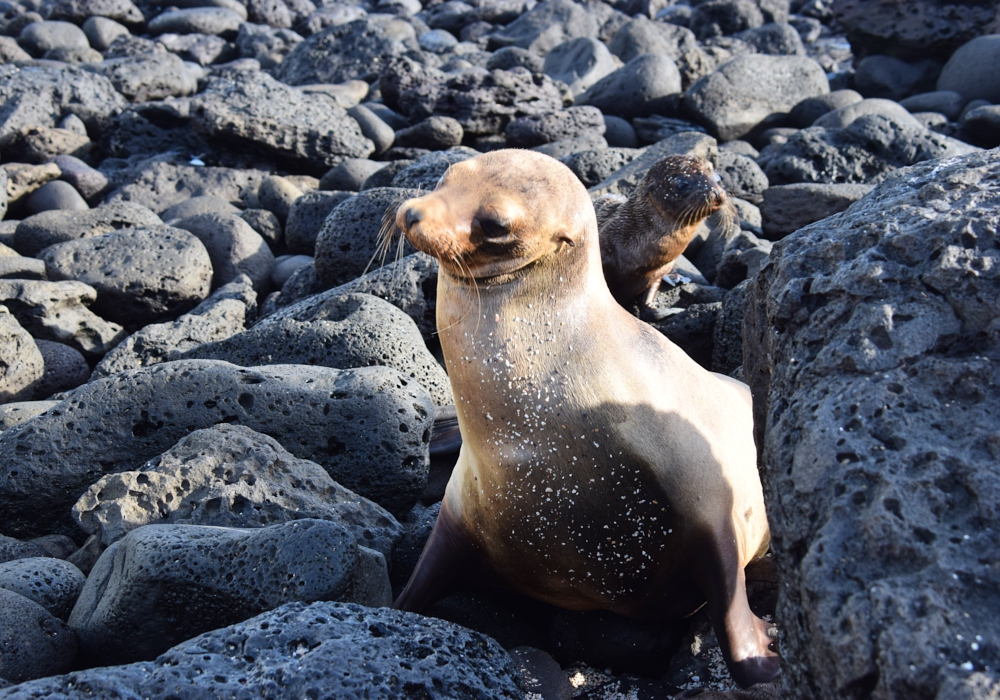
[{"left": 392, "top": 149, "right": 779, "bottom": 689}]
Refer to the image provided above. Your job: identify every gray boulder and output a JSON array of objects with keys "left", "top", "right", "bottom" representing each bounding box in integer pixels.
[
  {"left": 91, "top": 275, "right": 256, "bottom": 378},
  {"left": 577, "top": 53, "right": 681, "bottom": 119},
  {"left": 744, "top": 149, "right": 1000, "bottom": 700},
  {"left": 487, "top": 0, "right": 613, "bottom": 55},
  {"left": 0, "top": 64, "right": 126, "bottom": 142},
  {"left": 3, "top": 601, "right": 523, "bottom": 699},
  {"left": 84, "top": 52, "right": 195, "bottom": 102},
  {"left": 384, "top": 58, "right": 565, "bottom": 137},
  {"left": 72, "top": 424, "right": 403, "bottom": 559},
  {"left": 685, "top": 53, "right": 829, "bottom": 141},
  {"left": 32, "top": 340, "right": 88, "bottom": 399},
  {"left": 314, "top": 187, "right": 420, "bottom": 288},
  {"left": 757, "top": 114, "right": 981, "bottom": 186},
  {"left": 0, "top": 257, "right": 45, "bottom": 281},
  {"left": 0, "top": 281, "right": 125, "bottom": 358},
  {"left": 160, "top": 195, "right": 239, "bottom": 222},
  {"left": 68, "top": 520, "right": 381, "bottom": 666},
  {"left": 760, "top": 182, "right": 873, "bottom": 239},
  {"left": 172, "top": 212, "right": 275, "bottom": 291},
  {"left": 0, "top": 588, "right": 77, "bottom": 684},
  {"left": 183, "top": 293, "right": 452, "bottom": 405},
  {"left": 689, "top": 0, "right": 764, "bottom": 40},
  {"left": 44, "top": 0, "right": 143, "bottom": 27},
  {"left": 190, "top": 72, "right": 375, "bottom": 170},
  {"left": 0, "top": 309, "right": 42, "bottom": 404},
  {"left": 0, "top": 558, "right": 84, "bottom": 621},
  {"left": 543, "top": 36, "right": 618, "bottom": 97},
  {"left": 104, "top": 159, "right": 267, "bottom": 215},
  {"left": 12, "top": 202, "right": 162, "bottom": 257},
  {"left": 24, "top": 181, "right": 88, "bottom": 215},
  {"left": 276, "top": 19, "right": 410, "bottom": 86},
  {"left": 812, "top": 97, "right": 925, "bottom": 130},
  {"left": 0, "top": 359, "right": 433, "bottom": 537},
  {"left": 269, "top": 252, "right": 439, "bottom": 339},
  {"left": 148, "top": 7, "right": 243, "bottom": 37},
  {"left": 285, "top": 190, "right": 354, "bottom": 255},
  {"left": 51, "top": 155, "right": 109, "bottom": 201},
  {"left": 505, "top": 105, "right": 604, "bottom": 147},
  {"left": 0, "top": 536, "right": 54, "bottom": 565},
  {"left": 391, "top": 147, "right": 478, "bottom": 190},
  {"left": 1, "top": 126, "right": 90, "bottom": 165},
  {"left": 715, "top": 149, "right": 769, "bottom": 204},
  {"left": 393, "top": 115, "right": 465, "bottom": 151},
  {"left": 17, "top": 20, "right": 88, "bottom": 57},
  {"left": 937, "top": 34, "right": 1000, "bottom": 104},
  {"left": 734, "top": 21, "right": 804, "bottom": 56},
  {"left": 607, "top": 15, "right": 700, "bottom": 64},
  {"left": 40, "top": 225, "right": 213, "bottom": 327}
]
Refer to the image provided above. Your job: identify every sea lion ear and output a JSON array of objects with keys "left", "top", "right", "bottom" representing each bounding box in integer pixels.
[{"left": 558, "top": 231, "right": 576, "bottom": 248}]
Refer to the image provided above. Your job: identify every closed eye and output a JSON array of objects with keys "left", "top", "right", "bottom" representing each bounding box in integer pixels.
[{"left": 477, "top": 217, "right": 509, "bottom": 238}]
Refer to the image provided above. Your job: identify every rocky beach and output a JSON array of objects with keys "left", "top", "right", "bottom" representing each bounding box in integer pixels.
[{"left": 0, "top": 0, "right": 996, "bottom": 697}]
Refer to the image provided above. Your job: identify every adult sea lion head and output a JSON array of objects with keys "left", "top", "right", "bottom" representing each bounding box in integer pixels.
[{"left": 396, "top": 149, "right": 604, "bottom": 288}]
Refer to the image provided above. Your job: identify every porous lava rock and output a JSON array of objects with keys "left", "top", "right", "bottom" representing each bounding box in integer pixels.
[{"left": 744, "top": 149, "right": 1000, "bottom": 699}]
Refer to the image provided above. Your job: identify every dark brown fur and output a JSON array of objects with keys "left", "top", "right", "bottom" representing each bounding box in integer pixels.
[{"left": 598, "top": 155, "right": 732, "bottom": 317}]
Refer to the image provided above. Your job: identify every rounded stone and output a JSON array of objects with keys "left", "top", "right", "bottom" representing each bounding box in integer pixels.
[
  {"left": 161, "top": 195, "right": 240, "bottom": 222},
  {"left": 285, "top": 191, "right": 354, "bottom": 256},
  {"left": 173, "top": 212, "right": 275, "bottom": 292},
  {"left": 544, "top": 36, "right": 618, "bottom": 97},
  {"left": 40, "top": 225, "right": 213, "bottom": 327},
  {"left": 0, "top": 558, "right": 85, "bottom": 621},
  {"left": 24, "top": 181, "right": 89, "bottom": 215},
  {"left": 258, "top": 175, "right": 304, "bottom": 223},
  {"left": 0, "top": 309, "right": 43, "bottom": 404},
  {"left": 937, "top": 34, "right": 1000, "bottom": 104},
  {"left": 32, "top": 339, "right": 89, "bottom": 400},
  {"left": 320, "top": 159, "right": 389, "bottom": 192},
  {"left": 82, "top": 16, "right": 129, "bottom": 51},
  {"left": 0, "top": 587, "right": 77, "bottom": 683},
  {"left": 148, "top": 7, "right": 244, "bottom": 38},
  {"left": 577, "top": 53, "right": 682, "bottom": 119},
  {"left": 418, "top": 28, "right": 458, "bottom": 53},
  {"left": 271, "top": 255, "right": 313, "bottom": 288},
  {"left": 347, "top": 104, "right": 395, "bottom": 155},
  {"left": 393, "top": 116, "right": 464, "bottom": 151},
  {"left": 18, "top": 20, "right": 89, "bottom": 57}
]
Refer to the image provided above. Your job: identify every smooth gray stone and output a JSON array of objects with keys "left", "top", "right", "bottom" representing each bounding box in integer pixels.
[
  {"left": 788, "top": 89, "right": 863, "bottom": 128},
  {"left": 17, "top": 20, "right": 88, "bottom": 57},
  {"left": 91, "top": 275, "right": 256, "bottom": 379},
  {"left": 3, "top": 601, "right": 523, "bottom": 699},
  {"left": 487, "top": 0, "right": 614, "bottom": 56},
  {"left": 271, "top": 254, "right": 312, "bottom": 288},
  {"left": 393, "top": 115, "right": 464, "bottom": 151},
  {"left": 24, "top": 181, "right": 88, "bottom": 215},
  {"left": 160, "top": 195, "right": 239, "bottom": 221},
  {"left": 84, "top": 52, "right": 195, "bottom": 102},
  {"left": 577, "top": 53, "right": 682, "bottom": 119},
  {"left": 181, "top": 292, "right": 452, "bottom": 406},
  {"left": 0, "top": 558, "right": 84, "bottom": 621},
  {"left": 46, "top": 0, "right": 143, "bottom": 26},
  {"left": 853, "top": 54, "right": 941, "bottom": 101},
  {"left": 40, "top": 225, "right": 213, "bottom": 327},
  {"left": 68, "top": 520, "right": 369, "bottom": 666},
  {"left": 898, "top": 90, "right": 966, "bottom": 121},
  {"left": 81, "top": 16, "right": 130, "bottom": 51},
  {"left": 0, "top": 309, "right": 42, "bottom": 404},
  {"left": 51, "top": 155, "right": 108, "bottom": 200},
  {"left": 734, "top": 21, "right": 804, "bottom": 56},
  {"left": 32, "top": 339, "right": 88, "bottom": 399},
  {"left": 256, "top": 174, "right": 302, "bottom": 223},
  {"left": 172, "top": 212, "right": 274, "bottom": 292},
  {"left": 760, "top": 182, "right": 873, "bottom": 239},
  {"left": 607, "top": 15, "right": 699, "bottom": 64},
  {"left": 0, "top": 257, "right": 45, "bottom": 280},
  {"left": 238, "top": 208, "right": 282, "bottom": 245},
  {"left": 348, "top": 104, "right": 395, "bottom": 155},
  {"left": 0, "top": 359, "right": 434, "bottom": 537},
  {"left": 320, "top": 158, "right": 388, "bottom": 192},
  {"left": 0, "top": 280, "right": 125, "bottom": 357},
  {"left": 543, "top": 37, "right": 618, "bottom": 98},
  {"left": 937, "top": 33, "right": 1000, "bottom": 103},
  {"left": 0, "top": 588, "right": 77, "bottom": 683},
  {"left": 390, "top": 147, "right": 477, "bottom": 189},
  {"left": 148, "top": 7, "right": 243, "bottom": 38}
]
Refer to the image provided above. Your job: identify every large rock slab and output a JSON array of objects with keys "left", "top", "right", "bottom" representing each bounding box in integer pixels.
[
  {"left": 12, "top": 202, "right": 162, "bottom": 258},
  {"left": 0, "top": 64, "right": 126, "bottom": 141},
  {"left": 0, "top": 588, "right": 77, "bottom": 684},
  {"left": 744, "top": 150, "right": 1000, "bottom": 699},
  {"left": 190, "top": 72, "right": 375, "bottom": 171},
  {"left": 68, "top": 520, "right": 381, "bottom": 666},
  {"left": 72, "top": 424, "right": 402, "bottom": 556},
  {"left": 183, "top": 293, "right": 451, "bottom": 405},
  {"left": 685, "top": 54, "right": 829, "bottom": 142},
  {"left": 0, "top": 359, "right": 433, "bottom": 538},
  {"left": 832, "top": 0, "right": 999, "bottom": 62},
  {"left": 3, "top": 601, "right": 524, "bottom": 699},
  {"left": 313, "top": 187, "right": 420, "bottom": 288},
  {"left": 40, "top": 225, "right": 214, "bottom": 327},
  {"left": 276, "top": 19, "right": 410, "bottom": 86},
  {"left": 0, "top": 280, "right": 125, "bottom": 358},
  {"left": 757, "top": 115, "right": 981, "bottom": 186},
  {"left": 0, "top": 309, "right": 42, "bottom": 404},
  {"left": 91, "top": 275, "right": 256, "bottom": 378}
]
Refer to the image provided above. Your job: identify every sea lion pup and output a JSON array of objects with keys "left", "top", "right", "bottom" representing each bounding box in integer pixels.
[
  {"left": 597, "top": 155, "right": 733, "bottom": 320},
  {"left": 392, "top": 150, "right": 778, "bottom": 688}
]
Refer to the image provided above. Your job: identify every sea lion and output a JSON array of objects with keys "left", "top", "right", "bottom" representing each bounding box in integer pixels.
[
  {"left": 597, "top": 155, "right": 733, "bottom": 320},
  {"left": 392, "top": 149, "right": 778, "bottom": 688}
]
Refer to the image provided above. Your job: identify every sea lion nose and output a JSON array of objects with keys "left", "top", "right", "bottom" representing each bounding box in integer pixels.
[{"left": 404, "top": 207, "right": 423, "bottom": 230}]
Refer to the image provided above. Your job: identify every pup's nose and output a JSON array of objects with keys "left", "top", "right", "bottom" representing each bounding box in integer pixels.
[{"left": 404, "top": 207, "right": 423, "bottom": 230}]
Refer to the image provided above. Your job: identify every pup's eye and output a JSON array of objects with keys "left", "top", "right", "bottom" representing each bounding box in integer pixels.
[{"left": 478, "top": 218, "right": 509, "bottom": 238}]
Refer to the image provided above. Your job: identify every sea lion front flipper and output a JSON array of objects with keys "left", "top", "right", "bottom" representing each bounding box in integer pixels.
[
  {"left": 393, "top": 500, "right": 481, "bottom": 613},
  {"left": 692, "top": 528, "right": 781, "bottom": 689}
]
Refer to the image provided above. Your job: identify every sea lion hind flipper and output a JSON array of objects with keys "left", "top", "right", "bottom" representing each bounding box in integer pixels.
[
  {"left": 393, "top": 501, "right": 481, "bottom": 613},
  {"left": 691, "top": 528, "right": 781, "bottom": 689}
]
